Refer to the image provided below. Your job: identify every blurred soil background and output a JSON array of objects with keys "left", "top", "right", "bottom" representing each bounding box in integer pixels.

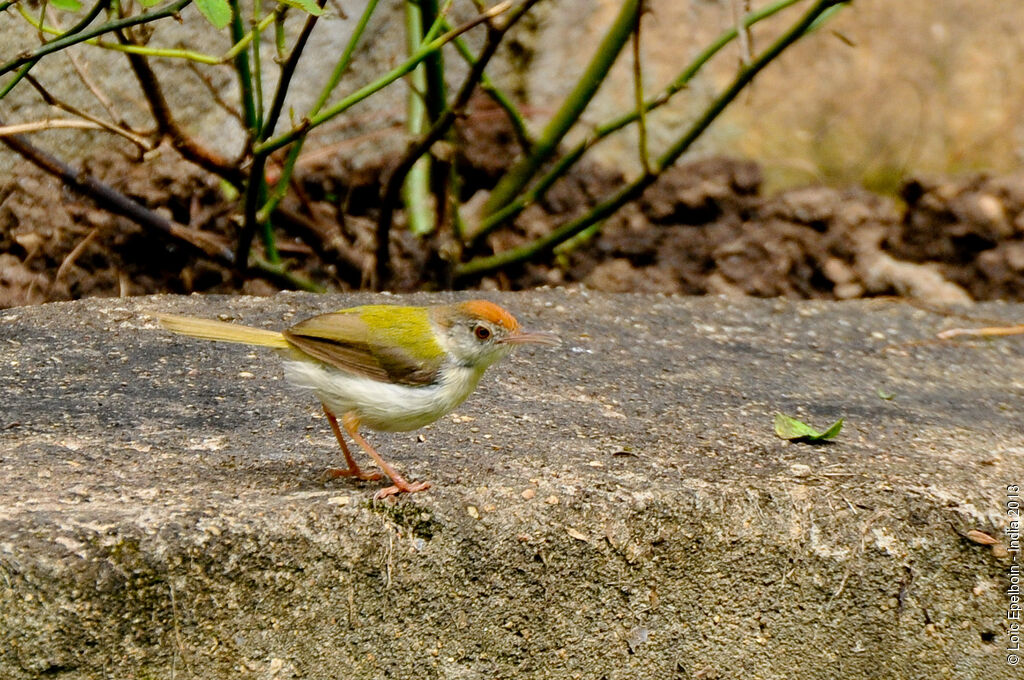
[{"left": 1, "top": 0, "right": 1023, "bottom": 307}]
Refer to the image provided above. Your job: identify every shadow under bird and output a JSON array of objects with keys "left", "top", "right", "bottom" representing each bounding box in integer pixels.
[{"left": 157, "top": 300, "right": 560, "bottom": 499}]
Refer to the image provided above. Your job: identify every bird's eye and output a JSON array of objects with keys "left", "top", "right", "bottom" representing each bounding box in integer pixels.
[{"left": 473, "top": 324, "right": 492, "bottom": 341}]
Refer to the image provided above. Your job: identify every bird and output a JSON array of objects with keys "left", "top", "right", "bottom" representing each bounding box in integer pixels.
[{"left": 157, "top": 300, "right": 560, "bottom": 499}]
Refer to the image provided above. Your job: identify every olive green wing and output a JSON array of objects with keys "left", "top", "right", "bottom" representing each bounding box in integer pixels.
[{"left": 282, "top": 306, "right": 444, "bottom": 386}]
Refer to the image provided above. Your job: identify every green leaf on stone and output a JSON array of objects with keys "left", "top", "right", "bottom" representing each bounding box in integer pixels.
[{"left": 774, "top": 413, "right": 843, "bottom": 442}]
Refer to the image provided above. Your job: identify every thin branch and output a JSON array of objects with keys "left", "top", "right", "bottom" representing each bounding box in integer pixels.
[
  {"left": 94, "top": 40, "right": 224, "bottom": 64},
  {"left": 373, "top": 0, "right": 541, "bottom": 288},
  {"left": 250, "top": 1, "right": 265, "bottom": 132},
  {"left": 62, "top": 40, "right": 127, "bottom": 127},
  {"left": 259, "top": 3, "right": 323, "bottom": 142},
  {"left": 0, "top": 119, "right": 103, "bottom": 135},
  {"left": 254, "top": 0, "right": 514, "bottom": 157},
  {"left": 631, "top": 0, "right": 649, "bottom": 173},
  {"left": 1, "top": 0, "right": 113, "bottom": 99},
  {"left": 482, "top": 0, "right": 641, "bottom": 217},
  {"left": 455, "top": 0, "right": 848, "bottom": 280},
  {"left": 1, "top": 118, "right": 322, "bottom": 290},
  {"left": 236, "top": 0, "right": 327, "bottom": 268},
  {"left": 467, "top": 0, "right": 804, "bottom": 245},
  {"left": 0, "top": 0, "right": 193, "bottom": 78},
  {"left": 117, "top": 28, "right": 243, "bottom": 184},
  {"left": 42, "top": 1, "right": 119, "bottom": 123},
  {"left": 446, "top": 27, "right": 533, "bottom": 150},
  {"left": 53, "top": 228, "right": 100, "bottom": 289},
  {"left": 732, "top": 0, "right": 754, "bottom": 67},
  {"left": 255, "top": 0, "right": 382, "bottom": 223},
  {"left": 186, "top": 60, "right": 245, "bottom": 126},
  {"left": 228, "top": 0, "right": 259, "bottom": 134},
  {"left": 0, "top": 118, "right": 235, "bottom": 263},
  {"left": 24, "top": 74, "right": 153, "bottom": 150}
]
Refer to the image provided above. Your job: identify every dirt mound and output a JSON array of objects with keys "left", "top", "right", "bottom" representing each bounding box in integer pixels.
[
  {"left": 564, "top": 158, "right": 1004, "bottom": 304},
  {"left": 1, "top": 145, "right": 1022, "bottom": 308},
  {"left": 891, "top": 172, "right": 1024, "bottom": 299}
]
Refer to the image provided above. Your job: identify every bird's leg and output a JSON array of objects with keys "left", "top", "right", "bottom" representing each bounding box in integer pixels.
[
  {"left": 341, "top": 412, "right": 431, "bottom": 500},
  {"left": 322, "top": 404, "right": 383, "bottom": 481}
]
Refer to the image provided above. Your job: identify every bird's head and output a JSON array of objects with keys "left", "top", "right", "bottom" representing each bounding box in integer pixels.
[{"left": 432, "top": 300, "right": 560, "bottom": 371}]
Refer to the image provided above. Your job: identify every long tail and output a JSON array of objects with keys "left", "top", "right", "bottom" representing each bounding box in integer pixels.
[{"left": 157, "top": 314, "right": 291, "bottom": 348}]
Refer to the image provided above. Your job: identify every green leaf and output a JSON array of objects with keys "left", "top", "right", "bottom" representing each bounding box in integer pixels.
[
  {"left": 195, "top": 0, "right": 232, "bottom": 29},
  {"left": 138, "top": 0, "right": 165, "bottom": 6},
  {"left": 50, "top": 0, "right": 83, "bottom": 11},
  {"left": 876, "top": 388, "right": 895, "bottom": 401},
  {"left": 278, "top": 0, "right": 323, "bottom": 15},
  {"left": 817, "top": 418, "right": 844, "bottom": 440},
  {"left": 774, "top": 413, "right": 843, "bottom": 443}
]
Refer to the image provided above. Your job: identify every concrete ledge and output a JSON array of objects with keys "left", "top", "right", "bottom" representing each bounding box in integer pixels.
[{"left": 0, "top": 291, "right": 1018, "bottom": 678}]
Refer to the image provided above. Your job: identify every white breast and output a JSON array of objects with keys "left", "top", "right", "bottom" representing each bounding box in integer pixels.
[{"left": 282, "top": 359, "right": 486, "bottom": 432}]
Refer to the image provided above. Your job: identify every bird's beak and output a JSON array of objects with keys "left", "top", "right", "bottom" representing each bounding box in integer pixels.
[{"left": 498, "top": 330, "right": 561, "bottom": 346}]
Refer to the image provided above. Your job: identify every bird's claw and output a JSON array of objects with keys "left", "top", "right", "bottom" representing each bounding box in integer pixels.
[
  {"left": 373, "top": 480, "right": 432, "bottom": 501},
  {"left": 323, "top": 467, "right": 384, "bottom": 482}
]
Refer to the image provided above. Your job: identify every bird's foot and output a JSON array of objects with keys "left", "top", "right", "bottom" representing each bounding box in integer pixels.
[
  {"left": 373, "top": 480, "right": 432, "bottom": 501},
  {"left": 322, "top": 467, "right": 384, "bottom": 482}
]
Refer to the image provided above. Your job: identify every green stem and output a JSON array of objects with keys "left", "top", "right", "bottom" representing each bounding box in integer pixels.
[
  {"left": 238, "top": 0, "right": 325, "bottom": 267},
  {"left": 94, "top": 11, "right": 275, "bottom": 65},
  {"left": 1, "top": 0, "right": 105, "bottom": 93},
  {"left": 481, "top": 0, "right": 641, "bottom": 217},
  {"left": 419, "top": 0, "right": 447, "bottom": 124},
  {"left": 254, "top": 2, "right": 493, "bottom": 157},
  {"left": 251, "top": 0, "right": 265, "bottom": 131},
  {"left": 228, "top": 0, "right": 258, "bottom": 134},
  {"left": 631, "top": 2, "right": 649, "bottom": 173},
  {"left": 447, "top": 25, "right": 533, "bottom": 150},
  {"left": 95, "top": 41, "right": 222, "bottom": 64},
  {"left": 0, "top": 0, "right": 193, "bottom": 79},
  {"left": 467, "top": 0, "right": 802, "bottom": 245},
  {"left": 402, "top": 0, "right": 434, "bottom": 236},
  {"left": 257, "top": 0, "right": 381, "bottom": 223},
  {"left": 18, "top": 2, "right": 61, "bottom": 35},
  {"left": 374, "top": 0, "right": 541, "bottom": 287},
  {"left": 0, "top": 61, "right": 38, "bottom": 100},
  {"left": 456, "top": 0, "right": 847, "bottom": 280}
]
